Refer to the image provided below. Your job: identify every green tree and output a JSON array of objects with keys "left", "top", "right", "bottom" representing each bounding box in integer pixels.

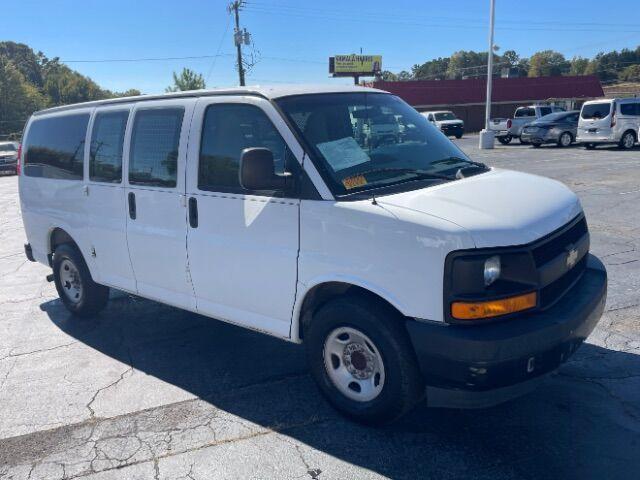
[
  {"left": 619, "top": 64, "right": 640, "bottom": 82},
  {"left": 0, "top": 57, "right": 46, "bottom": 136},
  {"left": 569, "top": 56, "right": 590, "bottom": 75},
  {"left": 42, "top": 62, "right": 109, "bottom": 106},
  {"left": 446, "top": 50, "right": 489, "bottom": 79},
  {"left": 412, "top": 57, "right": 449, "bottom": 80},
  {"left": 166, "top": 68, "right": 206, "bottom": 92},
  {"left": 502, "top": 50, "right": 520, "bottom": 67},
  {"left": 528, "top": 50, "right": 570, "bottom": 77}
]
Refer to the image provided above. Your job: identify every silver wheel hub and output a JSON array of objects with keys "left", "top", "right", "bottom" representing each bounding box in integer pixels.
[
  {"left": 323, "top": 327, "right": 385, "bottom": 402},
  {"left": 59, "top": 259, "right": 83, "bottom": 304},
  {"left": 624, "top": 134, "right": 634, "bottom": 148},
  {"left": 561, "top": 133, "right": 571, "bottom": 146}
]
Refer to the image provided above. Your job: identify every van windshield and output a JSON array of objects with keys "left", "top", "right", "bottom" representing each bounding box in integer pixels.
[
  {"left": 581, "top": 103, "right": 611, "bottom": 119},
  {"left": 276, "top": 93, "right": 483, "bottom": 197}
]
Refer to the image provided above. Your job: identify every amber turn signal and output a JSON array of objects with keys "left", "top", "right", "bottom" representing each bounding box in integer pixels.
[{"left": 451, "top": 292, "right": 537, "bottom": 320}]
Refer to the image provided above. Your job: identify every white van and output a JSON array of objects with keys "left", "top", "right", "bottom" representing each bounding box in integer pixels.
[
  {"left": 19, "top": 85, "right": 607, "bottom": 424},
  {"left": 577, "top": 98, "right": 640, "bottom": 149}
]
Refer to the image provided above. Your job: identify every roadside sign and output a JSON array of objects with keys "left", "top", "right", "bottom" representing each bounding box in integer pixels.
[{"left": 329, "top": 55, "right": 382, "bottom": 77}]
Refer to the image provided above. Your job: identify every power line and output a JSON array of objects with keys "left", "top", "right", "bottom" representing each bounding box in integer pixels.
[
  {"left": 62, "top": 54, "right": 234, "bottom": 63},
  {"left": 244, "top": 4, "right": 640, "bottom": 33},
  {"left": 206, "top": 16, "right": 232, "bottom": 84}
]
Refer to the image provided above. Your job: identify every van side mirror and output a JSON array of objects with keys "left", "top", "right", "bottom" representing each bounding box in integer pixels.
[{"left": 239, "top": 148, "right": 288, "bottom": 191}]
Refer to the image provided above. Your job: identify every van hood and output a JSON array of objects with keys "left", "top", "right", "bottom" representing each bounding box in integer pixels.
[{"left": 377, "top": 168, "right": 582, "bottom": 248}]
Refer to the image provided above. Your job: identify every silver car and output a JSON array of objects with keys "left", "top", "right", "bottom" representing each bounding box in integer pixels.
[
  {"left": 520, "top": 111, "right": 579, "bottom": 148},
  {"left": 0, "top": 141, "right": 19, "bottom": 175}
]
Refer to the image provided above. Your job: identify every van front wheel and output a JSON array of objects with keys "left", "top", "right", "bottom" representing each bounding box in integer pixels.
[
  {"left": 305, "top": 296, "right": 425, "bottom": 424},
  {"left": 52, "top": 244, "right": 109, "bottom": 318}
]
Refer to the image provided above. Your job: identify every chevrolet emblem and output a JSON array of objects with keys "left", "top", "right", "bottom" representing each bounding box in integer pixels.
[{"left": 566, "top": 247, "right": 578, "bottom": 269}]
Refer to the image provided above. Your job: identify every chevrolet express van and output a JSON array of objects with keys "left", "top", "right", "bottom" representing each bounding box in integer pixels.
[
  {"left": 19, "top": 85, "right": 607, "bottom": 424},
  {"left": 577, "top": 98, "right": 640, "bottom": 149}
]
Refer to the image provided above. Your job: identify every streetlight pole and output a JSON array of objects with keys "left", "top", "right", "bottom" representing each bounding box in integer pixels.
[{"left": 479, "top": 0, "right": 496, "bottom": 149}]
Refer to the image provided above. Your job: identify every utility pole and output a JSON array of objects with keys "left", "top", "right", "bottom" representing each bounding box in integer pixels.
[
  {"left": 479, "top": 0, "right": 496, "bottom": 149},
  {"left": 228, "top": 1, "right": 246, "bottom": 86}
]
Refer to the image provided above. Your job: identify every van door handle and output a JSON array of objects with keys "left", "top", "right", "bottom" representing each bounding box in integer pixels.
[
  {"left": 188, "top": 197, "right": 198, "bottom": 228},
  {"left": 128, "top": 192, "right": 136, "bottom": 220}
]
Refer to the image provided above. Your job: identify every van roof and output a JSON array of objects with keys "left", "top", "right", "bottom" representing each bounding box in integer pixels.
[
  {"left": 32, "top": 84, "right": 387, "bottom": 116},
  {"left": 581, "top": 97, "right": 640, "bottom": 106}
]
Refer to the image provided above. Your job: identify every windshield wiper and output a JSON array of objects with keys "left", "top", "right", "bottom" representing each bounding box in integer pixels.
[
  {"left": 434, "top": 156, "right": 488, "bottom": 169},
  {"left": 356, "top": 167, "right": 457, "bottom": 181}
]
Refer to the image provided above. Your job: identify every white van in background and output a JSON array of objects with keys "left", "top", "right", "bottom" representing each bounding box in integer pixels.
[
  {"left": 19, "top": 85, "right": 607, "bottom": 424},
  {"left": 421, "top": 110, "right": 464, "bottom": 138},
  {"left": 577, "top": 98, "right": 640, "bottom": 149}
]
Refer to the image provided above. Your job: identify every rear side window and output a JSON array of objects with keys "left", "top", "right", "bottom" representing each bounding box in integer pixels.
[
  {"left": 539, "top": 107, "right": 552, "bottom": 116},
  {"left": 24, "top": 114, "right": 89, "bottom": 180},
  {"left": 581, "top": 103, "right": 611, "bottom": 119},
  {"left": 198, "top": 103, "right": 288, "bottom": 193},
  {"left": 620, "top": 103, "right": 640, "bottom": 116},
  {"left": 515, "top": 108, "right": 535, "bottom": 118},
  {"left": 129, "top": 108, "right": 184, "bottom": 188},
  {"left": 90, "top": 110, "right": 129, "bottom": 183}
]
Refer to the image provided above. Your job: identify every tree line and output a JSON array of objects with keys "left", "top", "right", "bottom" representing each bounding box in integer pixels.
[
  {"left": 380, "top": 46, "right": 640, "bottom": 84},
  {"left": 0, "top": 41, "right": 143, "bottom": 138}
]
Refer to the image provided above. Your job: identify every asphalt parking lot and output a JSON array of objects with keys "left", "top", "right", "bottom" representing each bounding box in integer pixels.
[{"left": 1, "top": 135, "right": 639, "bottom": 480}]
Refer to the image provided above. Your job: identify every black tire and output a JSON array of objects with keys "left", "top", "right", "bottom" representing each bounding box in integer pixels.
[
  {"left": 455, "top": 133, "right": 463, "bottom": 139},
  {"left": 557, "top": 132, "right": 573, "bottom": 148},
  {"left": 619, "top": 131, "right": 636, "bottom": 150},
  {"left": 52, "top": 244, "right": 109, "bottom": 317},
  {"left": 532, "top": 143, "right": 541, "bottom": 148},
  {"left": 585, "top": 143, "right": 596, "bottom": 150},
  {"left": 305, "top": 295, "right": 425, "bottom": 425},
  {"left": 497, "top": 135, "right": 512, "bottom": 145}
]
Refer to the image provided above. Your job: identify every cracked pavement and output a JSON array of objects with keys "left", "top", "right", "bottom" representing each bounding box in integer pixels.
[{"left": 1, "top": 137, "right": 639, "bottom": 479}]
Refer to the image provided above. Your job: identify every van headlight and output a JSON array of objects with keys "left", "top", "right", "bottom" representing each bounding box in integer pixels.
[
  {"left": 444, "top": 249, "right": 538, "bottom": 323},
  {"left": 484, "top": 255, "right": 501, "bottom": 286}
]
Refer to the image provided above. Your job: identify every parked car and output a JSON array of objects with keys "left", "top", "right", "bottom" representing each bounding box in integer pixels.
[
  {"left": 577, "top": 98, "right": 640, "bottom": 150},
  {"left": 520, "top": 111, "right": 580, "bottom": 148},
  {"left": 421, "top": 110, "right": 464, "bottom": 138},
  {"left": 490, "top": 105, "right": 566, "bottom": 144},
  {"left": 0, "top": 141, "right": 20, "bottom": 175},
  {"left": 19, "top": 85, "right": 607, "bottom": 424}
]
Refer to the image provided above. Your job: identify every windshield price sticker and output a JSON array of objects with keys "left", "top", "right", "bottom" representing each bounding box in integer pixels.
[
  {"left": 342, "top": 175, "right": 368, "bottom": 190},
  {"left": 316, "top": 137, "right": 371, "bottom": 172}
]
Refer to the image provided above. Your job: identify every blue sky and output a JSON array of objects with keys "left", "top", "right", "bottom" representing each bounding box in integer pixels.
[{"left": 4, "top": 0, "right": 640, "bottom": 93}]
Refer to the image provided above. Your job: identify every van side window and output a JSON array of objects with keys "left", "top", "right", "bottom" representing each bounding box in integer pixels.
[
  {"left": 620, "top": 103, "right": 640, "bottom": 116},
  {"left": 24, "top": 114, "right": 89, "bottom": 180},
  {"left": 129, "top": 108, "right": 184, "bottom": 188},
  {"left": 539, "top": 107, "right": 552, "bottom": 116},
  {"left": 90, "top": 110, "right": 129, "bottom": 183},
  {"left": 198, "top": 103, "right": 288, "bottom": 193}
]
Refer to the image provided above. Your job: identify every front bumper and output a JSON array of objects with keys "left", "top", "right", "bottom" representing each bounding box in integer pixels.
[
  {"left": 0, "top": 160, "right": 17, "bottom": 173},
  {"left": 406, "top": 254, "right": 606, "bottom": 399},
  {"left": 441, "top": 125, "right": 464, "bottom": 137}
]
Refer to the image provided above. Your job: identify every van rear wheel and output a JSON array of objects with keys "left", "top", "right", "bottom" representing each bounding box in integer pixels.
[
  {"left": 497, "top": 135, "right": 512, "bottom": 145},
  {"left": 52, "top": 244, "right": 109, "bottom": 317},
  {"left": 619, "top": 131, "right": 636, "bottom": 150},
  {"left": 305, "top": 296, "right": 425, "bottom": 424}
]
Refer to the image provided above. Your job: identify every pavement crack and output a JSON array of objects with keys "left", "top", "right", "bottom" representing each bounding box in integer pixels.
[
  {"left": 0, "top": 341, "right": 77, "bottom": 362},
  {"left": 86, "top": 363, "right": 135, "bottom": 419}
]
